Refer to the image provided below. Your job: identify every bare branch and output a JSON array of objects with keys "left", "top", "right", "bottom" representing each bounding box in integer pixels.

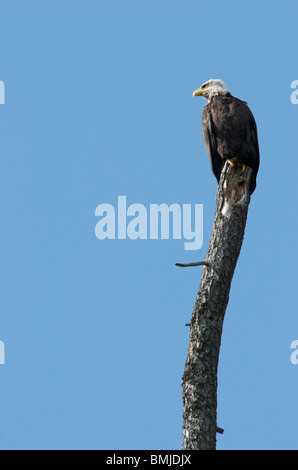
[{"left": 176, "top": 261, "right": 211, "bottom": 268}]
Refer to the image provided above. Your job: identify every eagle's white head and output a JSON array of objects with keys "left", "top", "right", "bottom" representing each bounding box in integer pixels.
[{"left": 193, "top": 79, "right": 230, "bottom": 102}]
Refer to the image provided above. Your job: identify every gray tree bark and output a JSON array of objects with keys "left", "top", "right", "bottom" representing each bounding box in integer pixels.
[{"left": 181, "top": 162, "right": 252, "bottom": 450}]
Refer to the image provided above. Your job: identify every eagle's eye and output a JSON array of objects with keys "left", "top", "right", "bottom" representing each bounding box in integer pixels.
[{"left": 201, "top": 84, "right": 207, "bottom": 90}]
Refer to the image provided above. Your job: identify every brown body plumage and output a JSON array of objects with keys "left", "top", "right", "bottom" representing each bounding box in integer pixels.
[{"left": 194, "top": 79, "right": 260, "bottom": 194}]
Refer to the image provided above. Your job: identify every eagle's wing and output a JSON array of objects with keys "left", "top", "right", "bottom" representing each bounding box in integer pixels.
[
  {"left": 246, "top": 105, "right": 260, "bottom": 169},
  {"left": 202, "top": 107, "right": 223, "bottom": 182},
  {"left": 242, "top": 103, "right": 260, "bottom": 193}
]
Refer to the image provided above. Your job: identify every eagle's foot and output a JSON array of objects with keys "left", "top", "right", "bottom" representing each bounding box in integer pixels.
[
  {"left": 227, "top": 157, "right": 238, "bottom": 167},
  {"left": 228, "top": 158, "right": 252, "bottom": 173},
  {"left": 240, "top": 163, "right": 253, "bottom": 173}
]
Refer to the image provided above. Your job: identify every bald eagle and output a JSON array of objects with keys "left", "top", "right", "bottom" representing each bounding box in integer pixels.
[{"left": 193, "top": 79, "right": 260, "bottom": 194}]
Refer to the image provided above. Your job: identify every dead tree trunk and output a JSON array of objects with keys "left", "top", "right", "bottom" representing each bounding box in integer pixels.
[{"left": 181, "top": 162, "right": 252, "bottom": 450}]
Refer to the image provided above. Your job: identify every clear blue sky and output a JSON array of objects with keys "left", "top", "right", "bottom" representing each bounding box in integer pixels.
[{"left": 0, "top": 0, "right": 298, "bottom": 450}]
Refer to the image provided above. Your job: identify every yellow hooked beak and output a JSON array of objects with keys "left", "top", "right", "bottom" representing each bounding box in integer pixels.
[{"left": 193, "top": 87, "right": 204, "bottom": 97}]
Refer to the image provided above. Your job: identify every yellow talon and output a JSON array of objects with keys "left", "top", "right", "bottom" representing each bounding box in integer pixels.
[
  {"left": 228, "top": 157, "right": 238, "bottom": 166},
  {"left": 228, "top": 158, "right": 251, "bottom": 173}
]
